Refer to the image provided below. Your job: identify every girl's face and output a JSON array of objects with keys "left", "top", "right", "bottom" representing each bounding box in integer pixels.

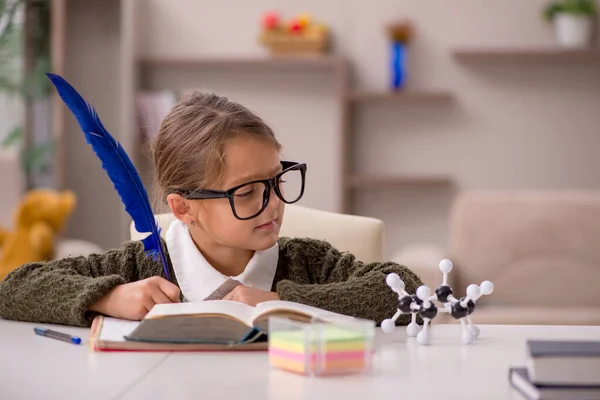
[{"left": 189, "top": 136, "right": 285, "bottom": 251}]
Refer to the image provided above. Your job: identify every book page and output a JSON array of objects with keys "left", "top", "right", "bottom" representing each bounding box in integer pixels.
[
  {"left": 98, "top": 318, "right": 141, "bottom": 342},
  {"left": 254, "top": 300, "right": 356, "bottom": 324},
  {"left": 145, "top": 300, "right": 257, "bottom": 327}
]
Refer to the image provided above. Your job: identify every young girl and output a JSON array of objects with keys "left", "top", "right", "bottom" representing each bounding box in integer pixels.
[{"left": 0, "top": 91, "right": 422, "bottom": 328}]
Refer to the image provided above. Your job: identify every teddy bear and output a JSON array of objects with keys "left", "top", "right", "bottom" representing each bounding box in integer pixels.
[{"left": 0, "top": 189, "right": 77, "bottom": 281}]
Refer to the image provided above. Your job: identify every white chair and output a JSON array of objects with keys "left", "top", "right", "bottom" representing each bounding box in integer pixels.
[{"left": 130, "top": 204, "right": 385, "bottom": 263}]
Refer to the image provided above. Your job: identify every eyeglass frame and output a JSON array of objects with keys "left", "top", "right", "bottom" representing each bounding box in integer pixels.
[{"left": 173, "top": 161, "right": 307, "bottom": 220}]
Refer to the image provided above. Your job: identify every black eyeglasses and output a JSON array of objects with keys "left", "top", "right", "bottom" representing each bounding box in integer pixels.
[{"left": 174, "top": 161, "right": 307, "bottom": 220}]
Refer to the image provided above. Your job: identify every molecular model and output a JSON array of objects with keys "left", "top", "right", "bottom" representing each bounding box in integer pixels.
[{"left": 381, "top": 259, "right": 494, "bottom": 345}]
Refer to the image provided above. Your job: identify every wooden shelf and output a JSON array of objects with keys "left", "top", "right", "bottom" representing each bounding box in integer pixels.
[
  {"left": 348, "top": 91, "right": 454, "bottom": 103},
  {"left": 452, "top": 48, "right": 600, "bottom": 63},
  {"left": 346, "top": 175, "right": 453, "bottom": 189},
  {"left": 138, "top": 55, "right": 346, "bottom": 71}
]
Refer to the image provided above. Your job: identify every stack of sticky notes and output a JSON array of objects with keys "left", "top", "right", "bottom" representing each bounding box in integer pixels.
[{"left": 268, "top": 317, "right": 375, "bottom": 376}]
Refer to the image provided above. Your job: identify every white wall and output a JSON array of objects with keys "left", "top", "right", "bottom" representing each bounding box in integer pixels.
[
  {"left": 0, "top": 94, "right": 22, "bottom": 141},
  {"left": 61, "top": 0, "right": 125, "bottom": 250},
  {"left": 138, "top": 0, "right": 600, "bottom": 257},
  {"left": 0, "top": 94, "right": 24, "bottom": 227}
]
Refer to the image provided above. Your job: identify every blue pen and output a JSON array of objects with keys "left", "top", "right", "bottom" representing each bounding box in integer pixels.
[{"left": 34, "top": 327, "right": 81, "bottom": 345}]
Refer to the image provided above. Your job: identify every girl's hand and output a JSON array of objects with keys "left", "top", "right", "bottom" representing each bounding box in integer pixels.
[
  {"left": 222, "top": 285, "right": 279, "bottom": 306},
  {"left": 89, "top": 276, "right": 180, "bottom": 320}
]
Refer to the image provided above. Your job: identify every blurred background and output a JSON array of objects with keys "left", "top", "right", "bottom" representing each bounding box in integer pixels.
[{"left": 1, "top": 0, "right": 600, "bottom": 324}]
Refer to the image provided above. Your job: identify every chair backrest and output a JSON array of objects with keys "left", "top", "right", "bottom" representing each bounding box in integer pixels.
[
  {"left": 130, "top": 204, "right": 385, "bottom": 263},
  {"left": 449, "top": 190, "right": 600, "bottom": 307}
]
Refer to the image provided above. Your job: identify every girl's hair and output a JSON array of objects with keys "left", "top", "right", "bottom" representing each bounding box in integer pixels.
[{"left": 151, "top": 91, "right": 282, "bottom": 205}]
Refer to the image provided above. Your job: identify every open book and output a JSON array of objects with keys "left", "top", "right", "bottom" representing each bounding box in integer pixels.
[{"left": 89, "top": 300, "right": 356, "bottom": 352}]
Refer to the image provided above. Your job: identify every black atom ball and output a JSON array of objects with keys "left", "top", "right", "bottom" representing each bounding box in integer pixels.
[
  {"left": 420, "top": 303, "right": 438, "bottom": 320},
  {"left": 398, "top": 296, "right": 414, "bottom": 313},
  {"left": 450, "top": 301, "right": 469, "bottom": 320},
  {"left": 411, "top": 294, "right": 423, "bottom": 305},
  {"left": 462, "top": 297, "right": 476, "bottom": 315},
  {"left": 435, "top": 285, "right": 453, "bottom": 303}
]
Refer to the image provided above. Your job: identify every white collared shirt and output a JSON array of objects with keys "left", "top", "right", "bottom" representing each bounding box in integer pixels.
[{"left": 165, "top": 220, "right": 279, "bottom": 302}]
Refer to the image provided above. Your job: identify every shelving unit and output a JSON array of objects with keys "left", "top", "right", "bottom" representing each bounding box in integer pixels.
[
  {"left": 45, "top": 1, "right": 600, "bottom": 258},
  {"left": 348, "top": 91, "right": 454, "bottom": 103},
  {"left": 341, "top": 79, "right": 456, "bottom": 213},
  {"left": 137, "top": 54, "right": 456, "bottom": 215},
  {"left": 49, "top": 0, "right": 455, "bottom": 247},
  {"left": 346, "top": 175, "right": 454, "bottom": 189},
  {"left": 452, "top": 48, "right": 600, "bottom": 63},
  {"left": 138, "top": 55, "right": 347, "bottom": 71}
]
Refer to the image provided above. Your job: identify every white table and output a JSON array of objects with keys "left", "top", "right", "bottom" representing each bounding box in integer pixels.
[
  {"left": 1, "top": 320, "right": 598, "bottom": 400},
  {"left": 0, "top": 320, "right": 168, "bottom": 400}
]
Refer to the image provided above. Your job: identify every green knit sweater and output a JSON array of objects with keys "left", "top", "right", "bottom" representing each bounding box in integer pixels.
[{"left": 0, "top": 237, "right": 422, "bottom": 327}]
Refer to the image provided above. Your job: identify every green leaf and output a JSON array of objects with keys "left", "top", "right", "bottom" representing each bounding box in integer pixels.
[
  {"left": 20, "top": 140, "right": 55, "bottom": 174},
  {"left": 543, "top": 0, "right": 597, "bottom": 21},
  {"left": 543, "top": 3, "right": 562, "bottom": 21},
  {"left": 21, "top": 56, "right": 51, "bottom": 99},
  {"left": 1, "top": 125, "right": 22, "bottom": 148},
  {"left": 1, "top": 0, "right": 54, "bottom": 184},
  {"left": 0, "top": 0, "right": 24, "bottom": 45},
  {"left": 0, "top": 0, "right": 24, "bottom": 94}
]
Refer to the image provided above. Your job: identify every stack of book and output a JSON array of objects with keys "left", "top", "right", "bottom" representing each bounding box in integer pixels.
[{"left": 509, "top": 339, "right": 600, "bottom": 399}]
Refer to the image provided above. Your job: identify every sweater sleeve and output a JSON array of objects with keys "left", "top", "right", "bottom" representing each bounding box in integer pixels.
[
  {"left": 275, "top": 237, "right": 423, "bottom": 325},
  {"left": 0, "top": 240, "right": 155, "bottom": 327}
]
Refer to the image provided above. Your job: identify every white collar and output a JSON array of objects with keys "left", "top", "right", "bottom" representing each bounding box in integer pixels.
[{"left": 165, "top": 219, "right": 279, "bottom": 302}]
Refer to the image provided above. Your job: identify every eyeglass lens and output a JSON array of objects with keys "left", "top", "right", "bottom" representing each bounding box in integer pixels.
[{"left": 231, "top": 168, "right": 303, "bottom": 219}]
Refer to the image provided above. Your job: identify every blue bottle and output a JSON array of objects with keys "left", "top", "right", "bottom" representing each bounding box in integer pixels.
[{"left": 390, "top": 41, "right": 406, "bottom": 91}]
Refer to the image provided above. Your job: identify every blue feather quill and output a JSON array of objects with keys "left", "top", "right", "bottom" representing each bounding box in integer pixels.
[{"left": 46, "top": 73, "right": 170, "bottom": 280}]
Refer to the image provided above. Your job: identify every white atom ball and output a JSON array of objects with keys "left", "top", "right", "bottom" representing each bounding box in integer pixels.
[
  {"left": 439, "top": 259, "right": 453, "bottom": 274},
  {"left": 466, "top": 284, "right": 481, "bottom": 300},
  {"left": 386, "top": 273, "right": 404, "bottom": 290},
  {"left": 416, "top": 285, "right": 431, "bottom": 301},
  {"left": 381, "top": 319, "right": 396, "bottom": 334},
  {"left": 480, "top": 280, "right": 494, "bottom": 295}
]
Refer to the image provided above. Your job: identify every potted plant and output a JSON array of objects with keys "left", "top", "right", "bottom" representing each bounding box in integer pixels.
[
  {"left": 0, "top": 0, "right": 54, "bottom": 189},
  {"left": 543, "top": 0, "right": 597, "bottom": 48}
]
